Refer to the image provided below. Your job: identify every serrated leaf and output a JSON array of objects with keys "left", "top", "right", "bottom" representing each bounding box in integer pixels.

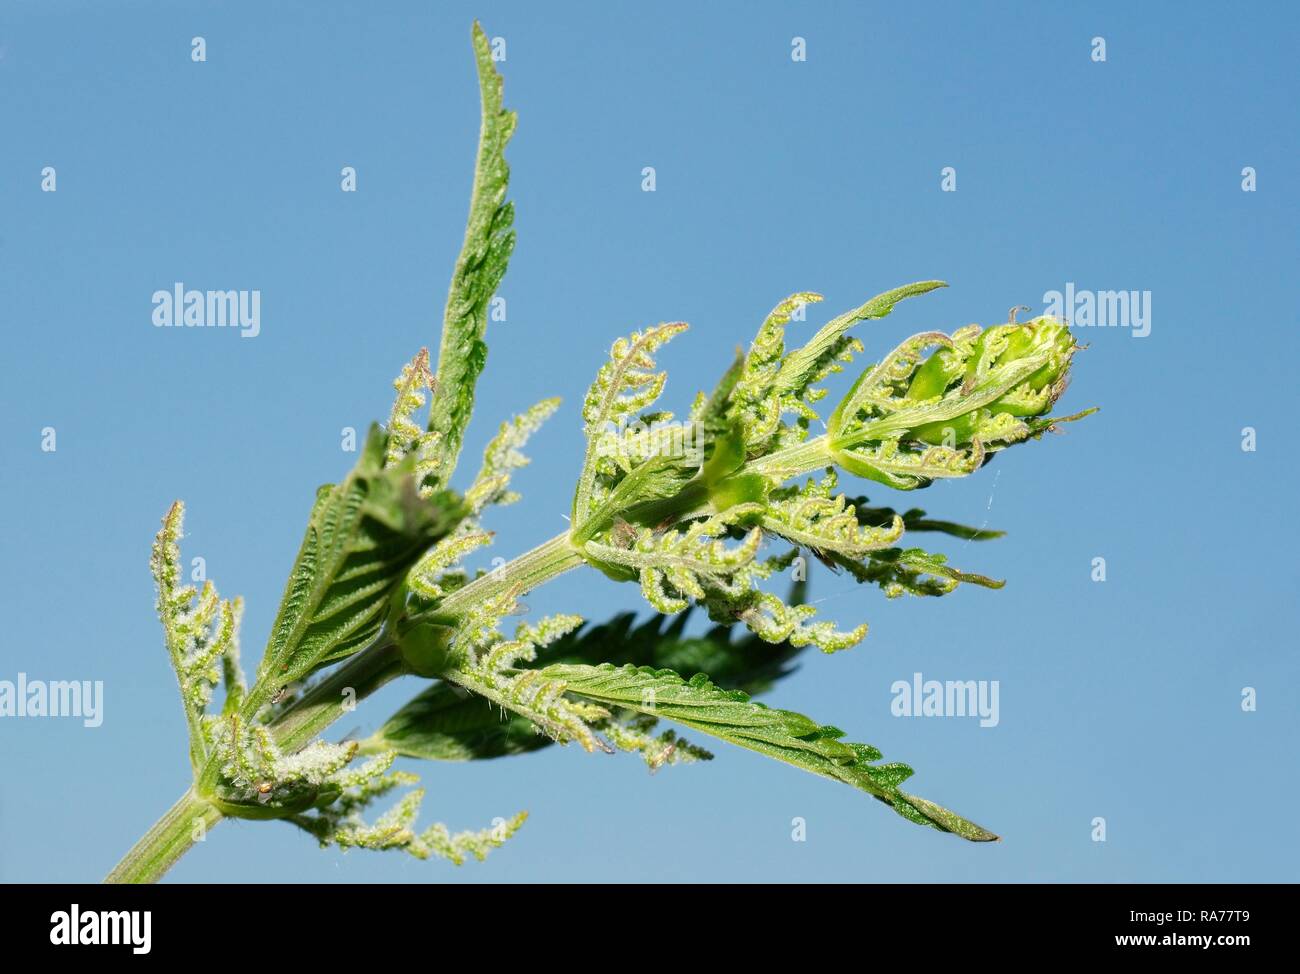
[
  {"left": 854, "top": 352, "right": 1051, "bottom": 440},
  {"left": 364, "top": 681, "right": 548, "bottom": 761},
  {"left": 583, "top": 511, "right": 763, "bottom": 614},
  {"left": 250, "top": 426, "right": 465, "bottom": 706},
  {"left": 427, "top": 21, "right": 517, "bottom": 486},
  {"left": 372, "top": 609, "right": 812, "bottom": 763},
  {"left": 828, "top": 545, "right": 1004, "bottom": 599},
  {"left": 541, "top": 662, "right": 997, "bottom": 841},
  {"left": 833, "top": 436, "right": 988, "bottom": 491},
  {"left": 541, "top": 609, "right": 809, "bottom": 696}
]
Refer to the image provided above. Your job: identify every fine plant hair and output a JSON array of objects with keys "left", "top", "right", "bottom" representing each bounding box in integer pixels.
[{"left": 106, "top": 22, "right": 1095, "bottom": 883}]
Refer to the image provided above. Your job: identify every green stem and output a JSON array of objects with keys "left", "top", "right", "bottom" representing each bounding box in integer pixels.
[
  {"left": 749, "top": 434, "right": 832, "bottom": 483},
  {"left": 105, "top": 535, "right": 583, "bottom": 883},
  {"left": 268, "top": 639, "right": 408, "bottom": 753},
  {"left": 104, "top": 789, "right": 222, "bottom": 884},
  {"left": 407, "top": 532, "right": 585, "bottom": 630},
  {"left": 443, "top": 533, "right": 583, "bottom": 612},
  {"left": 105, "top": 644, "right": 408, "bottom": 883}
]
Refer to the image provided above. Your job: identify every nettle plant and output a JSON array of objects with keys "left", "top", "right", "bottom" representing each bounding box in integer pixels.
[{"left": 108, "top": 24, "right": 1093, "bottom": 883}]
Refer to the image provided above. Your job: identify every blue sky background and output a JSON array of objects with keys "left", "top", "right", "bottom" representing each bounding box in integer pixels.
[{"left": 1, "top": 1, "right": 1297, "bottom": 883}]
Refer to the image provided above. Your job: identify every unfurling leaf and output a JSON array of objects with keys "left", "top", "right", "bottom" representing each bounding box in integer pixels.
[
  {"left": 465, "top": 397, "right": 560, "bottom": 515},
  {"left": 288, "top": 753, "right": 527, "bottom": 865},
  {"left": 826, "top": 316, "right": 1088, "bottom": 489},
  {"left": 828, "top": 545, "right": 1005, "bottom": 599},
  {"left": 437, "top": 597, "right": 606, "bottom": 752},
  {"left": 777, "top": 281, "right": 948, "bottom": 397},
  {"left": 573, "top": 322, "right": 689, "bottom": 526},
  {"left": 384, "top": 348, "right": 439, "bottom": 493},
  {"left": 761, "top": 470, "right": 905, "bottom": 557},
  {"left": 150, "top": 501, "right": 247, "bottom": 769}
]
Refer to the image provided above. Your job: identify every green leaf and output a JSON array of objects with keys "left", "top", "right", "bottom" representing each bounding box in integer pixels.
[
  {"left": 728, "top": 292, "right": 825, "bottom": 443},
  {"left": 826, "top": 330, "right": 953, "bottom": 437},
  {"left": 250, "top": 426, "right": 465, "bottom": 707},
  {"left": 776, "top": 281, "right": 946, "bottom": 399},
  {"left": 832, "top": 436, "right": 988, "bottom": 491},
  {"left": 691, "top": 349, "right": 745, "bottom": 437},
  {"left": 698, "top": 425, "right": 747, "bottom": 486},
  {"left": 857, "top": 352, "right": 1051, "bottom": 440},
  {"left": 540, "top": 609, "right": 809, "bottom": 696},
  {"left": 372, "top": 609, "right": 813, "bottom": 763},
  {"left": 828, "top": 546, "right": 1005, "bottom": 598},
  {"left": 464, "top": 397, "right": 561, "bottom": 515},
  {"left": 540, "top": 662, "right": 997, "bottom": 841},
  {"left": 824, "top": 318, "right": 1089, "bottom": 488},
  {"left": 363, "top": 681, "right": 548, "bottom": 761},
  {"left": 573, "top": 452, "right": 692, "bottom": 546},
  {"left": 427, "top": 22, "right": 517, "bottom": 486},
  {"left": 149, "top": 502, "right": 247, "bottom": 769},
  {"left": 760, "top": 471, "right": 904, "bottom": 557},
  {"left": 572, "top": 322, "right": 690, "bottom": 527}
]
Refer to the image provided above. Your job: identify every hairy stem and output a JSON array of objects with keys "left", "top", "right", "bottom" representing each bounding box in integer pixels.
[
  {"left": 445, "top": 533, "right": 583, "bottom": 612},
  {"left": 106, "top": 644, "right": 406, "bottom": 883},
  {"left": 407, "top": 532, "right": 585, "bottom": 630},
  {"left": 106, "top": 534, "right": 582, "bottom": 882},
  {"left": 266, "top": 641, "right": 408, "bottom": 753},
  {"left": 104, "top": 789, "right": 222, "bottom": 884},
  {"left": 748, "top": 434, "right": 833, "bottom": 483}
]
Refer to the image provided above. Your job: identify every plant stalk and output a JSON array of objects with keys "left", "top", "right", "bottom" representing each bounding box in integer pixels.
[
  {"left": 107, "top": 437, "right": 832, "bottom": 882},
  {"left": 103, "top": 789, "right": 222, "bottom": 884},
  {"left": 105, "top": 535, "right": 582, "bottom": 882}
]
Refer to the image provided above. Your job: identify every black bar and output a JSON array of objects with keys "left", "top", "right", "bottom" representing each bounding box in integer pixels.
[{"left": 1, "top": 883, "right": 1281, "bottom": 958}]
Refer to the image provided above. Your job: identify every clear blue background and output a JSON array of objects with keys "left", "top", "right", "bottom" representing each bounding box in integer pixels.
[{"left": 2, "top": 0, "right": 1296, "bottom": 883}]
